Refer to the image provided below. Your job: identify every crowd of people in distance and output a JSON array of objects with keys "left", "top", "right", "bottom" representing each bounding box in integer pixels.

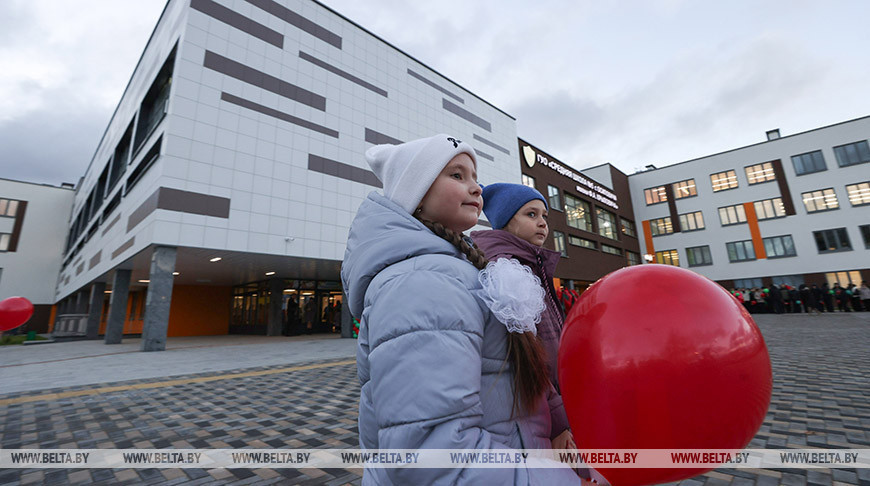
[{"left": 731, "top": 282, "right": 870, "bottom": 314}]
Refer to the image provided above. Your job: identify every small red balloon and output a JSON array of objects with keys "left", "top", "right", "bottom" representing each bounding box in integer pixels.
[
  {"left": 0, "top": 297, "right": 35, "bottom": 331},
  {"left": 559, "top": 265, "right": 771, "bottom": 486}
]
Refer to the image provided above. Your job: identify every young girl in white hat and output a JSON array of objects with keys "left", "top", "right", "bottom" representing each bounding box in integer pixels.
[{"left": 342, "top": 134, "right": 582, "bottom": 484}]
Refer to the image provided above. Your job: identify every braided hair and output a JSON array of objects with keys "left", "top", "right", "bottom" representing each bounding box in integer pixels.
[{"left": 416, "top": 216, "right": 549, "bottom": 415}]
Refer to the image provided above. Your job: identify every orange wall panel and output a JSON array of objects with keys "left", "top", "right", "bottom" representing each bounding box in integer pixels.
[
  {"left": 167, "top": 285, "right": 232, "bottom": 337},
  {"left": 642, "top": 220, "right": 655, "bottom": 261},
  {"left": 743, "top": 202, "right": 767, "bottom": 259}
]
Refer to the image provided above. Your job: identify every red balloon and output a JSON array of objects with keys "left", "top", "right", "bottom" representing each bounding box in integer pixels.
[
  {"left": 0, "top": 297, "right": 35, "bottom": 332},
  {"left": 559, "top": 265, "right": 771, "bottom": 486}
]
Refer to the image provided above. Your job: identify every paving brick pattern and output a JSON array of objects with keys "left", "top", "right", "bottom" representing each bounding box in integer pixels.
[{"left": 1, "top": 313, "right": 868, "bottom": 485}]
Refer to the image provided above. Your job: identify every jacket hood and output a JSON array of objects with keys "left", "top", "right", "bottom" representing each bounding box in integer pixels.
[
  {"left": 470, "top": 229, "right": 560, "bottom": 277},
  {"left": 342, "top": 191, "right": 465, "bottom": 318}
]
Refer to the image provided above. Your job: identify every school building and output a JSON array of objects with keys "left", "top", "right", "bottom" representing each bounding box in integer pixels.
[
  {"left": 51, "top": 0, "right": 519, "bottom": 348},
  {"left": 626, "top": 117, "right": 870, "bottom": 290}
]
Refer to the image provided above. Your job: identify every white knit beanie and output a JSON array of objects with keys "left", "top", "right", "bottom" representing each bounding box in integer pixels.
[{"left": 365, "top": 134, "right": 478, "bottom": 214}]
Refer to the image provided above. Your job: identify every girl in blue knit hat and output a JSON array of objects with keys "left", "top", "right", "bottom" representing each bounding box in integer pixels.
[
  {"left": 342, "top": 135, "right": 583, "bottom": 485},
  {"left": 472, "top": 182, "right": 597, "bottom": 481}
]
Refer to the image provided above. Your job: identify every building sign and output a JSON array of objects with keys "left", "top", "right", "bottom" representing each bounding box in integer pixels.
[{"left": 522, "top": 145, "right": 619, "bottom": 210}]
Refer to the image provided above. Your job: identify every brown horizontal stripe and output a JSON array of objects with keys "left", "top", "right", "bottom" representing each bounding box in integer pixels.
[
  {"left": 157, "top": 187, "right": 231, "bottom": 219},
  {"left": 408, "top": 69, "right": 464, "bottom": 103},
  {"left": 308, "top": 154, "right": 382, "bottom": 188},
  {"left": 221, "top": 92, "right": 338, "bottom": 138},
  {"left": 364, "top": 128, "right": 402, "bottom": 146},
  {"left": 442, "top": 98, "right": 491, "bottom": 132},
  {"left": 88, "top": 251, "right": 101, "bottom": 270},
  {"left": 191, "top": 0, "right": 283, "bottom": 48},
  {"left": 102, "top": 213, "right": 121, "bottom": 236},
  {"left": 204, "top": 50, "right": 326, "bottom": 111},
  {"left": 112, "top": 237, "right": 136, "bottom": 260},
  {"left": 299, "top": 51, "right": 387, "bottom": 97},
  {"left": 245, "top": 0, "right": 342, "bottom": 49}
]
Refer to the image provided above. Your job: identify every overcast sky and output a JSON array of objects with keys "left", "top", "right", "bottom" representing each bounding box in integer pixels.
[{"left": 2, "top": 0, "right": 869, "bottom": 187}]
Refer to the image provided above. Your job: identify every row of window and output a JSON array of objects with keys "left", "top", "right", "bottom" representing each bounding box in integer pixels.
[
  {"left": 522, "top": 176, "right": 637, "bottom": 242},
  {"left": 551, "top": 230, "right": 626, "bottom": 258},
  {"left": 644, "top": 139, "right": 870, "bottom": 205},
  {"left": 655, "top": 225, "right": 870, "bottom": 267},
  {"left": 0, "top": 233, "right": 10, "bottom": 252},
  {"left": 0, "top": 199, "right": 20, "bottom": 218},
  {"left": 735, "top": 270, "right": 864, "bottom": 290},
  {"left": 649, "top": 182, "right": 869, "bottom": 237}
]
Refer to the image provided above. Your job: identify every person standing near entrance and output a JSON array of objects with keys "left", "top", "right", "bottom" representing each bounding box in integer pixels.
[
  {"left": 860, "top": 282, "right": 870, "bottom": 311},
  {"left": 342, "top": 135, "right": 583, "bottom": 485}
]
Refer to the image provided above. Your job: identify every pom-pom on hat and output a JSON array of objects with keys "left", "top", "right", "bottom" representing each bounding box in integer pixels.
[
  {"left": 365, "top": 134, "right": 477, "bottom": 214},
  {"left": 481, "top": 183, "right": 548, "bottom": 230}
]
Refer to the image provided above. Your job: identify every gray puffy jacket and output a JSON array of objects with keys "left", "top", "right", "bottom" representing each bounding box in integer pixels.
[{"left": 342, "top": 192, "right": 580, "bottom": 485}]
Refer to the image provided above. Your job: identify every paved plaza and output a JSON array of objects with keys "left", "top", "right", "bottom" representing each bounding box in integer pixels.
[{"left": 0, "top": 312, "right": 868, "bottom": 485}]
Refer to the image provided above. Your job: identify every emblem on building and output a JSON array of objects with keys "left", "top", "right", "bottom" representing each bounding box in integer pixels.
[{"left": 522, "top": 145, "right": 536, "bottom": 168}]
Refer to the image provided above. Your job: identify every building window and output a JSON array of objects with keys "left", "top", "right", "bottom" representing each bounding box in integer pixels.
[
  {"left": 826, "top": 270, "right": 863, "bottom": 287},
  {"left": 718, "top": 204, "right": 747, "bottom": 226},
  {"left": 596, "top": 208, "right": 618, "bottom": 240},
  {"left": 547, "top": 185, "right": 561, "bottom": 211},
  {"left": 791, "top": 150, "right": 827, "bottom": 175},
  {"left": 621, "top": 218, "right": 637, "bottom": 238},
  {"left": 0, "top": 233, "right": 10, "bottom": 252},
  {"left": 726, "top": 240, "right": 756, "bottom": 262},
  {"left": 0, "top": 199, "right": 19, "bottom": 217},
  {"left": 763, "top": 235, "right": 797, "bottom": 258},
  {"left": 833, "top": 140, "right": 870, "bottom": 167},
  {"left": 552, "top": 231, "right": 567, "bottom": 257},
  {"left": 735, "top": 278, "right": 763, "bottom": 289},
  {"left": 650, "top": 216, "right": 674, "bottom": 236},
  {"left": 672, "top": 179, "right": 697, "bottom": 199},
  {"left": 626, "top": 251, "right": 641, "bottom": 266},
  {"left": 813, "top": 228, "right": 851, "bottom": 253},
  {"left": 754, "top": 197, "right": 786, "bottom": 220},
  {"left": 686, "top": 245, "right": 713, "bottom": 267},
  {"left": 568, "top": 235, "right": 596, "bottom": 249},
  {"left": 710, "top": 170, "right": 738, "bottom": 192},
  {"left": 745, "top": 161, "right": 776, "bottom": 185},
  {"left": 522, "top": 174, "right": 535, "bottom": 189},
  {"left": 601, "top": 244, "right": 622, "bottom": 255},
  {"left": 644, "top": 185, "right": 667, "bottom": 205},
  {"left": 564, "top": 194, "right": 592, "bottom": 232},
  {"left": 801, "top": 188, "right": 839, "bottom": 213},
  {"left": 679, "top": 211, "right": 705, "bottom": 232},
  {"left": 861, "top": 224, "right": 870, "bottom": 249},
  {"left": 655, "top": 249, "right": 679, "bottom": 266},
  {"left": 846, "top": 181, "right": 870, "bottom": 206}
]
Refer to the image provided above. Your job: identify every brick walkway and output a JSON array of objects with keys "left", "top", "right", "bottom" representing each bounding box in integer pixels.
[{"left": 0, "top": 312, "right": 868, "bottom": 485}]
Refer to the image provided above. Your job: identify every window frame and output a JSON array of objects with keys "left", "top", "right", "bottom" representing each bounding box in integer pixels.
[
  {"left": 649, "top": 216, "right": 674, "bottom": 236},
  {"left": 626, "top": 251, "right": 641, "bottom": 266},
  {"left": 726, "top": 240, "right": 756, "bottom": 262},
  {"left": 678, "top": 211, "right": 705, "bottom": 232},
  {"left": 601, "top": 243, "right": 622, "bottom": 256},
  {"left": 596, "top": 207, "right": 619, "bottom": 240},
  {"left": 710, "top": 170, "right": 738, "bottom": 192},
  {"left": 753, "top": 197, "right": 787, "bottom": 221},
  {"left": 813, "top": 228, "right": 852, "bottom": 253},
  {"left": 644, "top": 185, "right": 668, "bottom": 205},
  {"left": 552, "top": 230, "right": 567, "bottom": 257},
  {"left": 547, "top": 185, "right": 562, "bottom": 211},
  {"left": 832, "top": 140, "right": 870, "bottom": 168},
  {"left": 845, "top": 181, "right": 870, "bottom": 207},
  {"left": 791, "top": 150, "right": 827, "bottom": 176},
  {"left": 564, "top": 194, "right": 593, "bottom": 233},
  {"left": 521, "top": 174, "right": 536, "bottom": 189},
  {"left": 685, "top": 245, "right": 713, "bottom": 267},
  {"left": 859, "top": 224, "right": 870, "bottom": 249},
  {"left": 801, "top": 188, "right": 839, "bottom": 214},
  {"left": 568, "top": 234, "right": 597, "bottom": 250},
  {"left": 744, "top": 161, "right": 776, "bottom": 185},
  {"left": 672, "top": 179, "right": 697, "bottom": 199},
  {"left": 762, "top": 234, "right": 797, "bottom": 259},
  {"left": 620, "top": 218, "right": 637, "bottom": 238},
  {"left": 655, "top": 249, "right": 679, "bottom": 266},
  {"left": 718, "top": 203, "right": 747, "bottom": 226}
]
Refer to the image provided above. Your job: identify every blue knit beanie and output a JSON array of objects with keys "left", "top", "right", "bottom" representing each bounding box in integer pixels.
[{"left": 481, "top": 183, "right": 548, "bottom": 230}]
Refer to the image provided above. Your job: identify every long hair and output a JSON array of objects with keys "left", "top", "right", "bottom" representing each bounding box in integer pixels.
[{"left": 415, "top": 216, "right": 549, "bottom": 415}]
